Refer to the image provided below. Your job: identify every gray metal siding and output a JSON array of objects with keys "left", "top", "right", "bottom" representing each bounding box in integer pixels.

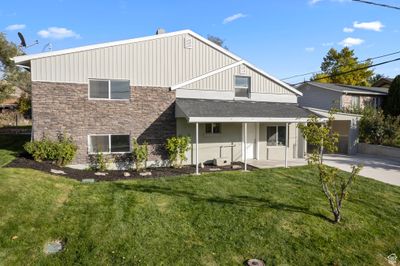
[
  {"left": 298, "top": 84, "right": 342, "bottom": 109},
  {"left": 184, "top": 65, "right": 294, "bottom": 95},
  {"left": 31, "top": 33, "right": 236, "bottom": 87}
]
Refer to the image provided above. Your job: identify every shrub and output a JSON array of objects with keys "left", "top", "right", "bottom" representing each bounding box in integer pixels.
[
  {"left": 165, "top": 136, "right": 191, "bottom": 168},
  {"left": 89, "top": 152, "right": 108, "bottom": 171},
  {"left": 132, "top": 138, "right": 148, "bottom": 171},
  {"left": 23, "top": 133, "right": 77, "bottom": 166},
  {"left": 359, "top": 108, "right": 400, "bottom": 146}
]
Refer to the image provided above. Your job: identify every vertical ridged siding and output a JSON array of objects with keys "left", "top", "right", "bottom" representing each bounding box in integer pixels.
[
  {"left": 185, "top": 65, "right": 293, "bottom": 95},
  {"left": 31, "top": 33, "right": 236, "bottom": 86}
]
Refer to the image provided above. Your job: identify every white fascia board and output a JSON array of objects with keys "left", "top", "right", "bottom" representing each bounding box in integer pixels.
[
  {"left": 187, "top": 117, "right": 323, "bottom": 123},
  {"left": 304, "top": 107, "right": 362, "bottom": 120},
  {"left": 13, "top": 29, "right": 194, "bottom": 64},
  {"left": 242, "top": 61, "right": 303, "bottom": 96},
  {"left": 171, "top": 61, "right": 244, "bottom": 90}
]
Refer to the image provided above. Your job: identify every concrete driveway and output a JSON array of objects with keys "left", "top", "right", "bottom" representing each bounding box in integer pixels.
[{"left": 323, "top": 154, "right": 400, "bottom": 186}]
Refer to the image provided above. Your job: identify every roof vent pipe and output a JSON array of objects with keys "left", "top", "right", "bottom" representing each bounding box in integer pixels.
[{"left": 156, "top": 28, "right": 166, "bottom": 35}]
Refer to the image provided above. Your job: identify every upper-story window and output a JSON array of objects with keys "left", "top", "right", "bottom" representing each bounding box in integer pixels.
[
  {"left": 234, "top": 76, "right": 250, "bottom": 98},
  {"left": 89, "top": 79, "right": 130, "bottom": 100}
]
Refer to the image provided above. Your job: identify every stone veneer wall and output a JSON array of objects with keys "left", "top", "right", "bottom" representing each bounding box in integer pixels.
[
  {"left": 341, "top": 94, "right": 382, "bottom": 109},
  {"left": 31, "top": 82, "right": 176, "bottom": 165}
]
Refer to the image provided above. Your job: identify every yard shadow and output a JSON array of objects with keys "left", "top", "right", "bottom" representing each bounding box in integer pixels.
[{"left": 113, "top": 183, "right": 332, "bottom": 222}]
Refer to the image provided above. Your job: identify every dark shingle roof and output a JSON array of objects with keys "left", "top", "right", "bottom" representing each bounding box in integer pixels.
[
  {"left": 306, "top": 81, "right": 388, "bottom": 94},
  {"left": 176, "top": 98, "right": 317, "bottom": 118}
]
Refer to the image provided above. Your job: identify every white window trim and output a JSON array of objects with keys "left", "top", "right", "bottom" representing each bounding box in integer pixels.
[
  {"left": 88, "top": 78, "right": 130, "bottom": 101},
  {"left": 205, "top": 123, "right": 221, "bottom": 135},
  {"left": 266, "top": 125, "right": 286, "bottom": 147},
  {"left": 87, "top": 134, "right": 131, "bottom": 154}
]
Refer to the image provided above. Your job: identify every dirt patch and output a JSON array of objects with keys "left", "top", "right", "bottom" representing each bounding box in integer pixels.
[{"left": 6, "top": 157, "right": 257, "bottom": 182}]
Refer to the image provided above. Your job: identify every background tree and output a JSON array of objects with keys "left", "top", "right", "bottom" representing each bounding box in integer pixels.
[
  {"left": 207, "top": 35, "right": 228, "bottom": 50},
  {"left": 383, "top": 75, "right": 400, "bottom": 116},
  {"left": 368, "top": 73, "right": 386, "bottom": 85},
  {"left": 298, "top": 114, "right": 362, "bottom": 223},
  {"left": 0, "top": 33, "right": 31, "bottom": 103},
  {"left": 312, "top": 47, "right": 374, "bottom": 86}
]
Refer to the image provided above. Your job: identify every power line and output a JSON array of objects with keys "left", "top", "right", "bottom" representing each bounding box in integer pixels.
[
  {"left": 281, "top": 50, "right": 400, "bottom": 81},
  {"left": 352, "top": 0, "right": 400, "bottom": 10},
  {"left": 293, "top": 57, "right": 400, "bottom": 86}
]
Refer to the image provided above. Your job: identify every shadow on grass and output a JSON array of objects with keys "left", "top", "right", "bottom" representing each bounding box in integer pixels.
[{"left": 114, "top": 183, "right": 332, "bottom": 223}]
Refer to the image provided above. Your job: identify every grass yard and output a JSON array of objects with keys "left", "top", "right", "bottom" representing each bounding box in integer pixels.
[
  {"left": 1, "top": 135, "right": 400, "bottom": 265},
  {"left": 0, "top": 134, "right": 30, "bottom": 167}
]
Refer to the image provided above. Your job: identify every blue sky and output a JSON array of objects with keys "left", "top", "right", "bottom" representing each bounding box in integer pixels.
[{"left": 1, "top": 0, "right": 399, "bottom": 83}]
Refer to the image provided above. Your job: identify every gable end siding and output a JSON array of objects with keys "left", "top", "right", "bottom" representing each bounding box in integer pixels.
[{"left": 30, "top": 33, "right": 236, "bottom": 87}]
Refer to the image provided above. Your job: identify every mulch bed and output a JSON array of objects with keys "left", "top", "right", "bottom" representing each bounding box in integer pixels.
[{"left": 6, "top": 157, "right": 257, "bottom": 182}]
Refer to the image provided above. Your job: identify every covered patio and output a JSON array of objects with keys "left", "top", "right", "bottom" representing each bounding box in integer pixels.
[{"left": 176, "top": 98, "right": 323, "bottom": 174}]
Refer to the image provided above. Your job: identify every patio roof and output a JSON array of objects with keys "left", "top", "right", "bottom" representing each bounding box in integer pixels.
[{"left": 176, "top": 98, "right": 322, "bottom": 123}]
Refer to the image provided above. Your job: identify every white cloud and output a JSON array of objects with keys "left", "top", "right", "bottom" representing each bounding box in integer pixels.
[
  {"left": 339, "top": 37, "right": 364, "bottom": 47},
  {"left": 353, "top": 21, "right": 384, "bottom": 32},
  {"left": 223, "top": 13, "right": 247, "bottom": 24},
  {"left": 343, "top": 27, "right": 354, "bottom": 33},
  {"left": 37, "top": 27, "right": 80, "bottom": 39},
  {"left": 305, "top": 47, "right": 315, "bottom": 52},
  {"left": 5, "top": 24, "right": 26, "bottom": 31}
]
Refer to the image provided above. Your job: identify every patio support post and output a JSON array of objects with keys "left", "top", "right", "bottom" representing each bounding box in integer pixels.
[
  {"left": 244, "top": 122, "right": 248, "bottom": 171},
  {"left": 285, "top": 122, "right": 289, "bottom": 168},
  {"left": 195, "top": 122, "right": 199, "bottom": 175}
]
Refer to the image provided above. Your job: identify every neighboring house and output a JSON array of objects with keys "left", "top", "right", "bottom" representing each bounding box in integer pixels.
[
  {"left": 297, "top": 81, "right": 388, "bottom": 155},
  {"left": 297, "top": 81, "right": 388, "bottom": 112},
  {"left": 13, "top": 29, "right": 320, "bottom": 170},
  {"left": 372, "top": 77, "right": 393, "bottom": 88}
]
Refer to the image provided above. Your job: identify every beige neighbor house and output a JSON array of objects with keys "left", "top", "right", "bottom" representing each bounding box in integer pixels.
[
  {"left": 297, "top": 81, "right": 389, "bottom": 155},
  {"left": 13, "top": 29, "right": 323, "bottom": 172}
]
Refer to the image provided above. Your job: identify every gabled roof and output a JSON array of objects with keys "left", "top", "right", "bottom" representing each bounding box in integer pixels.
[
  {"left": 13, "top": 29, "right": 302, "bottom": 96},
  {"left": 372, "top": 77, "right": 393, "bottom": 88},
  {"left": 302, "top": 81, "right": 388, "bottom": 95}
]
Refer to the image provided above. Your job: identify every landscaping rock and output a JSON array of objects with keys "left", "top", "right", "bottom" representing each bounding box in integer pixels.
[
  {"left": 123, "top": 172, "right": 131, "bottom": 177},
  {"left": 209, "top": 168, "right": 221, "bottom": 171},
  {"left": 94, "top": 172, "right": 108, "bottom": 176},
  {"left": 44, "top": 240, "right": 64, "bottom": 255},
  {"left": 50, "top": 169, "right": 66, "bottom": 175},
  {"left": 245, "top": 259, "right": 265, "bottom": 266},
  {"left": 231, "top": 165, "right": 242, "bottom": 170},
  {"left": 139, "top": 171, "right": 152, "bottom": 176},
  {"left": 199, "top": 163, "right": 205, "bottom": 169}
]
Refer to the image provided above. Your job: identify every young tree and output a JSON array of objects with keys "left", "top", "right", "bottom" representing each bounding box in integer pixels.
[
  {"left": 383, "top": 75, "right": 400, "bottom": 116},
  {"left": 312, "top": 47, "right": 374, "bottom": 86},
  {"left": 298, "top": 114, "right": 362, "bottom": 223}
]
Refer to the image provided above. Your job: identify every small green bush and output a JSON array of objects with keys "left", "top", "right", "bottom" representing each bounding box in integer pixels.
[
  {"left": 89, "top": 152, "right": 109, "bottom": 171},
  {"left": 23, "top": 133, "right": 77, "bottom": 166},
  {"left": 132, "top": 138, "right": 148, "bottom": 171},
  {"left": 165, "top": 136, "right": 191, "bottom": 168}
]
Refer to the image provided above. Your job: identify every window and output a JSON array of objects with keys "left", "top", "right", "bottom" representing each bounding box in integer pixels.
[
  {"left": 234, "top": 76, "right": 250, "bottom": 97},
  {"left": 205, "top": 123, "right": 221, "bottom": 134},
  {"left": 88, "top": 134, "right": 130, "bottom": 153},
  {"left": 351, "top": 95, "right": 360, "bottom": 108},
  {"left": 89, "top": 79, "right": 130, "bottom": 100},
  {"left": 267, "top": 126, "right": 286, "bottom": 146}
]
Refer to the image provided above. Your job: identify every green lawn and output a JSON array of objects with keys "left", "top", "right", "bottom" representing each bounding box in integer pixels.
[
  {"left": 0, "top": 134, "right": 30, "bottom": 166},
  {"left": 0, "top": 136, "right": 400, "bottom": 265}
]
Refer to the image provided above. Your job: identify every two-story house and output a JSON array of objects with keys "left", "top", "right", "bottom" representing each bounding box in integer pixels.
[{"left": 13, "top": 29, "right": 321, "bottom": 171}]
